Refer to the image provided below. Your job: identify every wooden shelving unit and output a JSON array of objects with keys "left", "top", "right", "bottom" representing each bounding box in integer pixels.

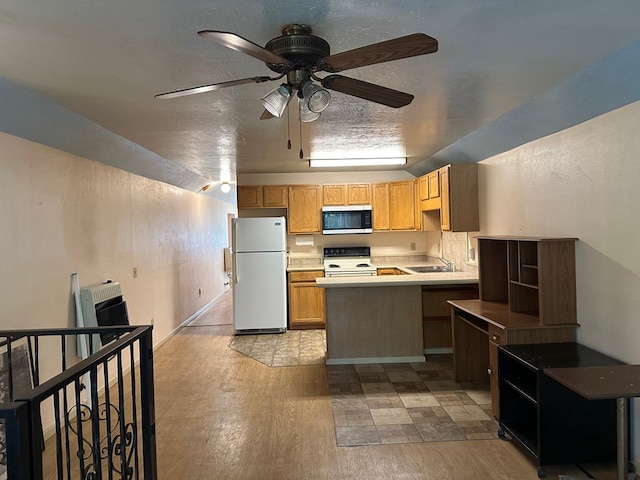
[
  {"left": 478, "top": 236, "right": 577, "bottom": 325},
  {"left": 449, "top": 235, "right": 579, "bottom": 419}
]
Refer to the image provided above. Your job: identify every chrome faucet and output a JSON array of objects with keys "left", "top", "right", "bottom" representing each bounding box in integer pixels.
[{"left": 439, "top": 258, "right": 455, "bottom": 272}]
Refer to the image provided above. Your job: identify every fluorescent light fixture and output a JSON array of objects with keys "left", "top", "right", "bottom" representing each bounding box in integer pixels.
[
  {"left": 220, "top": 182, "right": 231, "bottom": 193},
  {"left": 309, "top": 157, "right": 407, "bottom": 168}
]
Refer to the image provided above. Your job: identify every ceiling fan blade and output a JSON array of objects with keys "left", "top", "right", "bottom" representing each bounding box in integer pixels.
[
  {"left": 318, "top": 33, "right": 438, "bottom": 73},
  {"left": 198, "top": 30, "right": 292, "bottom": 67},
  {"left": 155, "top": 76, "right": 274, "bottom": 99},
  {"left": 321, "top": 75, "right": 414, "bottom": 108},
  {"left": 260, "top": 109, "right": 275, "bottom": 120}
]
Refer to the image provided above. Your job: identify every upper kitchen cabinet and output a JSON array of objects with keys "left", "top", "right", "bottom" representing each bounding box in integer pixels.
[
  {"left": 390, "top": 180, "right": 420, "bottom": 231},
  {"left": 372, "top": 180, "right": 420, "bottom": 231},
  {"left": 322, "top": 184, "right": 371, "bottom": 206},
  {"left": 288, "top": 185, "right": 322, "bottom": 233},
  {"left": 237, "top": 185, "right": 263, "bottom": 208},
  {"left": 263, "top": 185, "right": 289, "bottom": 207},
  {"left": 237, "top": 185, "right": 288, "bottom": 209},
  {"left": 423, "top": 163, "right": 479, "bottom": 232},
  {"left": 418, "top": 170, "right": 441, "bottom": 210},
  {"left": 372, "top": 183, "right": 390, "bottom": 230}
]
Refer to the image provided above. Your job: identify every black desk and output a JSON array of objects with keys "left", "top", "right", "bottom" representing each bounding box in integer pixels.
[
  {"left": 498, "top": 343, "right": 625, "bottom": 478},
  {"left": 546, "top": 365, "right": 640, "bottom": 480}
]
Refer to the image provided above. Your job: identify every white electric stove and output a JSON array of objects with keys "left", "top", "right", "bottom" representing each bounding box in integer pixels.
[{"left": 323, "top": 246, "right": 377, "bottom": 277}]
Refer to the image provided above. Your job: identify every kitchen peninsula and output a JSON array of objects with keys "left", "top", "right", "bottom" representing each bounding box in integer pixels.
[{"left": 316, "top": 271, "right": 478, "bottom": 365}]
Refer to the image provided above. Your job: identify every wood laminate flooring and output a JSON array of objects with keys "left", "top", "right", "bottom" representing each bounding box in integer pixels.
[{"left": 150, "top": 291, "right": 624, "bottom": 479}]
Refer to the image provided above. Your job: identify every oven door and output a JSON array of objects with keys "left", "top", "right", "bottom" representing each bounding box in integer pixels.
[
  {"left": 324, "top": 269, "right": 377, "bottom": 277},
  {"left": 322, "top": 205, "right": 372, "bottom": 234}
]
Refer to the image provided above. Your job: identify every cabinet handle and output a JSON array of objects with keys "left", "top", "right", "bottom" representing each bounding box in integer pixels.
[
  {"left": 487, "top": 368, "right": 492, "bottom": 375},
  {"left": 491, "top": 333, "right": 500, "bottom": 341}
]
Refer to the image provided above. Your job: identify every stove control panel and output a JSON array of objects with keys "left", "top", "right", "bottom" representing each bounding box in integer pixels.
[{"left": 323, "top": 246, "right": 370, "bottom": 258}]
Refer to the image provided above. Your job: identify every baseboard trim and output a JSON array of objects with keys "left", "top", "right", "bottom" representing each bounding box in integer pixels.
[
  {"left": 424, "top": 347, "right": 453, "bottom": 355},
  {"left": 326, "top": 355, "right": 426, "bottom": 365}
]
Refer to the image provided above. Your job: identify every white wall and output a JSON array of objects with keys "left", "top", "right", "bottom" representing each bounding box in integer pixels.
[
  {"left": 478, "top": 100, "right": 640, "bottom": 459},
  {"left": 0, "top": 132, "right": 235, "bottom": 382}
]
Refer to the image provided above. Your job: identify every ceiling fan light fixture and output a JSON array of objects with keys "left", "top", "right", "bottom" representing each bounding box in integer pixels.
[
  {"left": 302, "top": 81, "right": 331, "bottom": 113},
  {"left": 298, "top": 98, "right": 321, "bottom": 123},
  {"left": 260, "top": 84, "right": 291, "bottom": 117},
  {"left": 309, "top": 157, "right": 407, "bottom": 168},
  {"left": 220, "top": 182, "right": 231, "bottom": 193}
]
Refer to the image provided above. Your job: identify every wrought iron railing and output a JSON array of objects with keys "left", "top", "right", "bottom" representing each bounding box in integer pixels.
[{"left": 0, "top": 326, "right": 156, "bottom": 479}]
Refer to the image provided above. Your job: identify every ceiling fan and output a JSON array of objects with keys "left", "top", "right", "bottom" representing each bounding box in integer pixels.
[{"left": 155, "top": 24, "right": 438, "bottom": 121}]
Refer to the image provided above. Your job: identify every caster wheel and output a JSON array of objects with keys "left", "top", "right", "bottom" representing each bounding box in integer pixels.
[
  {"left": 497, "top": 428, "right": 506, "bottom": 439},
  {"left": 537, "top": 467, "right": 546, "bottom": 478}
]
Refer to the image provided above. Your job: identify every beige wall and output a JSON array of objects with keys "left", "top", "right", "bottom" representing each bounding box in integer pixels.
[
  {"left": 477, "top": 100, "right": 640, "bottom": 459},
  {"left": 0, "top": 133, "right": 235, "bottom": 376}
]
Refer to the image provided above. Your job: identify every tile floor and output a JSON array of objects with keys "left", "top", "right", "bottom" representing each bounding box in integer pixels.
[
  {"left": 328, "top": 355, "right": 499, "bottom": 446},
  {"left": 229, "top": 329, "right": 498, "bottom": 447},
  {"left": 228, "top": 329, "right": 326, "bottom": 366}
]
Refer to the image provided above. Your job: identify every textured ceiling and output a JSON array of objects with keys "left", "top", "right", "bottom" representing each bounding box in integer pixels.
[{"left": 1, "top": 1, "right": 640, "bottom": 197}]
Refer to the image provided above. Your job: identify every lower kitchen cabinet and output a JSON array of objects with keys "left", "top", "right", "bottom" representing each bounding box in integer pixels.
[
  {"left": 288, "top": 270, "right": 325, "bottom": 329},
  {"left": 376, "top": 268, "right": 406, "bottom": 275},
  {"left": 498, "top": 343, "right": 621, "bottom": 477}
]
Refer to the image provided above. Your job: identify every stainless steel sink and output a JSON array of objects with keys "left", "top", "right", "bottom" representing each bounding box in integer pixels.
[{"left": 407, "top": 265, "right": 452, "bottom": 273}]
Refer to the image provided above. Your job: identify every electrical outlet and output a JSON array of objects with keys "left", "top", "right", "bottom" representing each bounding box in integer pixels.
[
  {"left": 133, "top": 267, "right": 138, "bottom": 278},
  {"left": 410, "top": 242, "right": 416, "bottom": 251}
]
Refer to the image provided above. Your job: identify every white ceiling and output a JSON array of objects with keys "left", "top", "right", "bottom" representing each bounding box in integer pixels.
[{"left": 1, "top": 1, "right": 640, "bottom": 198}]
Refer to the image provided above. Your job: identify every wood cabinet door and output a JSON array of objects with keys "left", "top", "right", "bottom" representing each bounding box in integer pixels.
[
  {"left": 237, "top": 186, "right": 263, "bottom": 208},
  {"left": 263, "top": 185, "right": 288, "bottom": 207},
  {"left": 288, "top": 185, "right": 321, "bottom": 233},
  {"left": 289, "top": 277, "right": 326, "bottom": 329},
  {"left": 389, "top": 181, "right": 416, "bottom": 230},
  {"left": 347, "top": 183, "right": 371, "bottom": 204},
  {"left": 372, "top": 183, "right": 390, "bottom": 230},
  {"left": 439, "top": 167, "right": 451, "bottom": 231},
  {"left": 322, "top": 185, "right": 346, "bottom": 206},
  {"left": 428, "top": 171, "right": 440, "bottom": 199},
  {"left": 418, "top": 175, "right": 429, "bottom": 201}
]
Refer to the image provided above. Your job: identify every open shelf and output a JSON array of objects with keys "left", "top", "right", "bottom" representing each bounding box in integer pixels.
[
  {"left": 510, "top": 280, "right": 539, "bottom": 290},
  {"left": 502, "top": 377, "right": 538, "bottom": 404},
  {"left": 500, "top": 419, "right": 539, "bottom": 458},
  {"left": 478, "top": 236, "right": 577, "bottom": 325}
]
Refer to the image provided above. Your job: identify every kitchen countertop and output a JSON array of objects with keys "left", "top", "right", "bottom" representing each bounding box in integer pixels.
[
  {"left": 316, "top": 270, "right": 478, "bottom": 288},
  {"left": 287, "top": 261, "right": 478, "bottom": 285}
]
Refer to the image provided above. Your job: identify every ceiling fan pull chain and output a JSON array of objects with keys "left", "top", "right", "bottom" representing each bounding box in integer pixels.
[
  {"left": 287, "top": 103, "right": 292, "bottom": 150},
  {"left": 299, "top": 116, "right": 304, "bottom": 159}
]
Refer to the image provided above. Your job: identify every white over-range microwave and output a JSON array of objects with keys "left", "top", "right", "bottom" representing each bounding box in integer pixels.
[{"left": 321, "top": 205, "right": 373, "bottom": 234}]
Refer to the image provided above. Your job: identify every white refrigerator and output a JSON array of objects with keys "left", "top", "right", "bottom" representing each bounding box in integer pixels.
[{"left": 231, "top": 217, "right": 288, "bottom": 334}]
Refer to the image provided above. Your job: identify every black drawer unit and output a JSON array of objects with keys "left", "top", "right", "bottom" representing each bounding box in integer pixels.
[{"left": 498, "top": 343, "right": 624, "bottom": 478}]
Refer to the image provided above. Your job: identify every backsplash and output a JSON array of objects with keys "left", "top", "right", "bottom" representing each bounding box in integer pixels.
[
  {"left": 441, "top": 231, "right": 478, "bottom": 273},
  {"left": 287, "top": 230, "right": 476, "bottom": 273}
]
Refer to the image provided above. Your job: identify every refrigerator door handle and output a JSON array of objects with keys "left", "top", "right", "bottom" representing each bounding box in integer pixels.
[
  {"left": 232, "top": 220, "right": 238, "bottom": 283},
  {"left": 233, "top": 255, "right": 239, "bottom": 284}
]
